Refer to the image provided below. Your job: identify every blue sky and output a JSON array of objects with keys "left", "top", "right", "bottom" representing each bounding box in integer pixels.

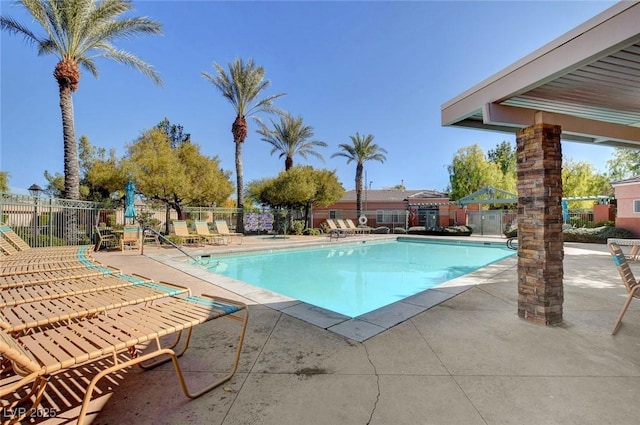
[{"left": 1, "top": 0, "right": 619, "bottom": 195}]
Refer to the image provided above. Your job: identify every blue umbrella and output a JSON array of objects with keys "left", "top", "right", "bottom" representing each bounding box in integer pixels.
[
  {"left": 124, "top": 181, "right": 137, "bottom": 221},
  {"left": 561, "top": 200, "right": 570, "bottom": 223}
]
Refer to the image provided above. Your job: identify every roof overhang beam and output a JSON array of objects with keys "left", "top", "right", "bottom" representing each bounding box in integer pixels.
[{"left": 483, "top": 103, "right": 640, "bottom": 146}]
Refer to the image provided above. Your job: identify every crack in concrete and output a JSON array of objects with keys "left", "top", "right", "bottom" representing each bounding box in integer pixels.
[{"left": 363, "top": 343, "right": 380, "bottom": 425}]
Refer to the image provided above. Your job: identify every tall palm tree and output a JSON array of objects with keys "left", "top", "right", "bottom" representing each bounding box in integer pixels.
[
  {"left": 258, "top": 113, "right": 327, "bottom": 171},
  {"left": 331, "top": 132, "right": 387, "bottom": 218},
  {"left": 202, "top": 58, "right": 284, "bottom": 232},
  {"left": 1, "top": 0, "right": 162, "bottom": 200}
]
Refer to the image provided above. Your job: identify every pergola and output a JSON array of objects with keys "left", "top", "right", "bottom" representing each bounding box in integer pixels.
[{"left": 441, "top": 1, "right": 640, "bottom": 325}]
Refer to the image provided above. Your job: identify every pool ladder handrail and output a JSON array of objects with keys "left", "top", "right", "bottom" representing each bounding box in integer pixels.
[
  {"left": 140, "top": 226, "right": 201, "bottom": 262},
  {"left": 506, "top": 237, "right": 518, "bottom": 250}
]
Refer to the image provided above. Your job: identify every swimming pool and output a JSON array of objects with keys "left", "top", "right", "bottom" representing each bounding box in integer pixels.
[{"left": 196, "top": 238, "right": 515, "bottom": 318}]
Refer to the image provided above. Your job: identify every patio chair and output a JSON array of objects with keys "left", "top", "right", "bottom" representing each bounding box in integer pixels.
[
  {"left": 119, "top": 225, "right": 140, "bottom": 251},
  {"left": 95, "top": 224, "right": 118, "bottom": 251},
  {"left": 172, "top": 220, "right": 202, "bottom": 245},
  {"left": 0, "top": 263, "right": 120, "bottom": 290},
  {"left": 214, "top": 220, "right": 244, "bottom": 245},
  {"left": 0, "top": 294, "right": 248, "bottom": 425},
  {"left": 0, "top": 273, "right": 151, "bottom": 308},
  {"left": 1, "top": 280, "right": 189, "bottom": 336},
  {"left": 324, "top": 219, "right": 347, "bottom": 239},
  {"left": 194, "top": 221, "right": 223, "bottom": 245},
  {"left": 608, "top": 241, "right": 640, "bottom": 335}
]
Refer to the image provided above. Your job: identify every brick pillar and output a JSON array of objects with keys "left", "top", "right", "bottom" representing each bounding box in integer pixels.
[{"left": 516, "top": 123, "right": 564, "bottom": 325}]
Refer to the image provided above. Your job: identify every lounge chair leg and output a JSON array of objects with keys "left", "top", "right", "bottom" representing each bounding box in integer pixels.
[
  {"left": 611, "top": 293, "right": 634, "bottom": 335},
  {"left": 182, "top": 309, "right": 249, "bottom": 399}
]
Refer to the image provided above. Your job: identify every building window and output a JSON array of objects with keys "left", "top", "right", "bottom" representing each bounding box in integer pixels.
[
  {"left": 329, "top": 210, "right": 342, "bottom": 219},
  {"left": 634, "top": 200, "right": 640, "bottom": 213},
  {"left": 376, "top": 210, "right": 404, "bottom": 224}
]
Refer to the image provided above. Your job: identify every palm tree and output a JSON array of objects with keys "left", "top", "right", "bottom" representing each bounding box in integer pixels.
[
  {"left": 202, "top": 58, "right": 284, "bottom": 232},
  {"left": 258, "top": 113, "right": 327, "bottom": 171},
  {"left": 331, "top": 133, "right": 387, "bottom": 218},
  {"left": 1, "top": 0, "right": 162, "bottom": 200}
]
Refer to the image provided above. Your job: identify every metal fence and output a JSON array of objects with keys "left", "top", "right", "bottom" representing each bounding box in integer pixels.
[
  {"left": 0, "top": 192, "right": 245, "bottom": 247},
  {"left": 0, "top": 193, "right": 104, "bottom": 247}
]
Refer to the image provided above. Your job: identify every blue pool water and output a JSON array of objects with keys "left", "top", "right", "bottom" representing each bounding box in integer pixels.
[{"left": 199, "top": 238, "right": 515, "bottom": 318}]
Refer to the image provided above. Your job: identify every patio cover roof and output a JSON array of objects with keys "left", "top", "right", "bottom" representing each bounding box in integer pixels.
[{"left": 441, "top": 1, "right": 640, "bottom": 149}]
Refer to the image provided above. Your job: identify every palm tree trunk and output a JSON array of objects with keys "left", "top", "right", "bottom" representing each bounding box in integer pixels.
[
  {"left": 59, "top": 82, "right": 80, "bottom": 243},
  {"left": 59, "top": 83, "right": 80, "bottom": 200},
  {"left": 355, "top": 163, "right": 363, "bottom": 217},
  {"left": 285, "top": 156, "right": 293, "bottom": 171},
  {"left": 235, "top": 140, "right": 245, "bottom": 233}
]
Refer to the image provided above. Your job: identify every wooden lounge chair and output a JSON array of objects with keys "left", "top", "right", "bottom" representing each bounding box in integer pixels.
[
  {"left": 324, "top": 219, "right": 347, "bottom": 239},
  {"left": 172, "top": 220, "right": 202, "bottom": 245},
  {"left": 335, "top": 219, "right": 358, "bottom": 235},
  {"left": 608, "top": 241, "right": 640, "bottom": 334},
  {"left": 0, "top": 235, "right": 94, "bottom": 260},
  {"left": 0, "top": 263, "right": 120, "bottom": 290},
  {"left": 194, "top": 221, "right": 223, "bottom": 245},
  {"left": 0, "top": 273, "right": 151, "bottom": 308},
  {"left": 0, "top": 224, "right": 94, "bottom": 254},
  {"left": 0, "top": 294, "right": 248, "bottom": 425},
  {"left": 345, "top": 218, "right": 371, "bottom": 235},
  {"left": 1, "top": 280, "right": 189, "bottom": 335},
  {"left": 119, "top": 225, "right": 141, "bottom": 251},
  {"left": 1, "top": 244, "right": 94, "bottom": 266},
  {"left": 214, "top": 220, "right": 243, "bottom": 245},
  {"left": 0, "top": 258, "right": 99, "bottom": 277}
]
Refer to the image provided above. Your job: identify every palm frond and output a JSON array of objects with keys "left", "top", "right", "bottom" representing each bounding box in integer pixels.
[{"left": 3, "top": 0, "right": 163, "bottom": 85}]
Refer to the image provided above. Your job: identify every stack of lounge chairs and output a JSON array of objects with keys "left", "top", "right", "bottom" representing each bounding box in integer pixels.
[{"left": 0, "top": 224, "right": 249, "bottom": 424}]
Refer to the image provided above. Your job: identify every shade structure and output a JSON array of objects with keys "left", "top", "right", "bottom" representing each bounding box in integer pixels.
[{"left": 124, "top": 181, "right": 136, "bottom": 220}]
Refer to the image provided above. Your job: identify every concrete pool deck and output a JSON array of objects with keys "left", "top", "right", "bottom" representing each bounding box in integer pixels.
[{"left": 31, "top": 235, "right": 640, "bottom": 424}]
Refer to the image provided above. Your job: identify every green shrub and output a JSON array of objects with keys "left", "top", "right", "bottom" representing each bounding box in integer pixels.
[
  {"left": 303, "top": 227, "right": 322, "bottom": 236},
  {"left": 393, "top": 227, "right": 407, "bottom": 234},
  {"left": 563, "top": 226, "right": 633, "bottom": 243},
  {"left": 291, "top": 220, "right": 305, "bottom": 235}
]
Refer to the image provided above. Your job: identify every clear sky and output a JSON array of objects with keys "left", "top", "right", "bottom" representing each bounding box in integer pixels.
[{"left": 0, "top": 0, "right": 619, "bottom": 196}]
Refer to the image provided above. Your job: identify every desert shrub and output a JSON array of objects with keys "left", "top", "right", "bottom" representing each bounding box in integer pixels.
[
  {"left": 393, "top": 227, "right": 407, "bottom": 234},
  {"left": 291, "top": 220, "right": 305, "bottom": 235},
  {"left": 303, "top": 227, "right": 322, "bottom": 236},
  {"left": 563, "top": 226, "right": 633, "bottom": 243}
]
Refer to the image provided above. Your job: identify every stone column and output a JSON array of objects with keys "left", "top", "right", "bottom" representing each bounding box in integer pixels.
[{"left": 516, "top": 122, "right": 564, "bottom": 325}]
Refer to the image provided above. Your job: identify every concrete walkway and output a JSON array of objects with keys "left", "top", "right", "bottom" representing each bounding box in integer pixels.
[{"left": 32, "top": 237, "right": 640, "bottom": 424}]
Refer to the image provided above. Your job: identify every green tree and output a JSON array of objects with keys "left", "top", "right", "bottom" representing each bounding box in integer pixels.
[
  {"left": 79, "top": 135, "right": 125, "bottom": 201},
  {"left": 447, "top": 144, "right": 504, "bottom": 201},
  {"left": 155, "top": 117, "right": 191, "bottom": 147},
  {"left": 43, "top": 171, "right": 65, "bottom": 198},
  {"left": 487, "top": 141, "right": 516, "bottom": 176},
  {"left": 607, "top": 148, "right": 640, "bottom": 180},
  {"left": 1, "top": 0, "right": 162, "bottom": 200},
  {"left": 331, "top": 133, "right": 387, "bottom": 218},
  {"left": 0, "top": 171, "right": 9, "bottom": 192},
  {"left": 248, "top": 166, "right": 344, "bottom": 228},
  {"left": 563, "top": 159, "right": 612, "bottom": 208},
  {"left": 202, "top": 58, "right": 285, "bottom": 232},
  {"left": 258, "top": 113, "right": 327, "bottom": 170},
  {"left": 124, "top": 128, "right": 233, "bottom": 228}
]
